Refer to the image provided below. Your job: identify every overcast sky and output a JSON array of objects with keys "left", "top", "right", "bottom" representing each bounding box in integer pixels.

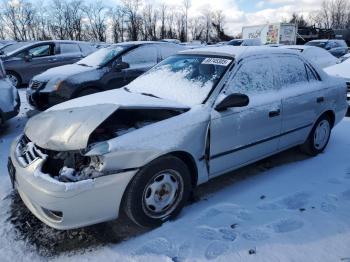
[{"left": 133, "top": 0, "right": 326, "bottom": 35}]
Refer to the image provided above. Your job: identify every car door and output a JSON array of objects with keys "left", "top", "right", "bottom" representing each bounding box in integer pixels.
[
  {"left": 20, "top": 43, "right": 56, "bottom": 82},
  {"left": 276, "top": 55, "right": 325, "bottom": 150},
  {"left": 121, "top": 45, "right": 158, "bottom": 84},
  {"left": 210, "top": 56, "right": 282, "bottom": 177},
  {"left": 55, "top": 43, "right": 84, "bottom": 66}
]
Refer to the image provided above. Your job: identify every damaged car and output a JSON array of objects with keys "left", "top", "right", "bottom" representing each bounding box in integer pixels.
[{"left": 8, "top": 46, "right": 348, "bottom": 230}]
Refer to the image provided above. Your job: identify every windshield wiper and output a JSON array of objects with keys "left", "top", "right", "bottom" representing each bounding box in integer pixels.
[
  {"left": 77, "top": 63, "right": 92, "bottom": 67},
  {"left": 141, "top": 92, "right": 161, "bottom": 99}
]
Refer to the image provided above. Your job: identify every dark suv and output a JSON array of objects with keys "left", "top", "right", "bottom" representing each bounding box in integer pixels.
[
  {"left": 1, "top": 40, "right": 96, "bottom": 87},
  {"left": 27, "top": 41, "right": 185, "bottom": 110}
]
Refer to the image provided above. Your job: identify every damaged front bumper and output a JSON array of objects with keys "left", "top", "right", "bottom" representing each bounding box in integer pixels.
[{"left": 8, "top": 136, "right": 138, "bottom": 230}]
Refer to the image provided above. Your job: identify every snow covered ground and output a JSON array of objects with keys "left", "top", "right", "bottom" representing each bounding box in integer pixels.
[{"left": 1, "top": 90, "right": 350, "bottom": 261}]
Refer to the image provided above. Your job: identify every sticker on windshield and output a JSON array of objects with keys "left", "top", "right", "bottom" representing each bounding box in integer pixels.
[{"left": 202, "top": 58, "right": 232, "bottom": 66}]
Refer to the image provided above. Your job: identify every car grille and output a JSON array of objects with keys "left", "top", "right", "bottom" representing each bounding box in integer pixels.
[
  {"left": 15, "top": 135, "right": 46, "bottom": 167},
  {"left": 30, "top": 80, "right": 44, "bottom": 89}
]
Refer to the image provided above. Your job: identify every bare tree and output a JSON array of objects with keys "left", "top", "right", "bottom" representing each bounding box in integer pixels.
[
  {"left": 123, "top": 0, "right": 141, "bottom": 41},
  {"left": 182, "top": 0, "right": 191, "bottom": 42}
]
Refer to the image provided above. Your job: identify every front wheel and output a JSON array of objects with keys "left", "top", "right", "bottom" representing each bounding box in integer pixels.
[
  {"left": 301, "top": 115, "right": 332, "bottom": 156},
  {"left": 123, "top": 156, "right": 192, "bottom": 228}
]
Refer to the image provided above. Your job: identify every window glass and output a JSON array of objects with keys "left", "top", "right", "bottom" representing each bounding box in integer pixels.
[
  {"left": 160, "top": 45, "right": 183, "bottom": 59},
  {"left": 276, "top": 56, "right": 308, "bottom": 87},
  {"left": 28, "top": 45, "right": 51, "bottom": 57},
  {"left": 60, "top": 43, "right": 81, "bottom": 54},
  {"left": 79, "top": 44, "right": 96, "bottom": 55},
  {"left": 305, "top": 64, "right": 319, "bottom": 82},
  {"left": 122, "top": 46, "right": 158, "bottom": 68},
  {"left": 227, "top": 58, "right": 276, "bottom": 94}
]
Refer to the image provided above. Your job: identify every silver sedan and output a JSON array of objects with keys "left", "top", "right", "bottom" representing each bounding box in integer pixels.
[{"left": 8, "top": 46, "right": 348, "bottom": 229}]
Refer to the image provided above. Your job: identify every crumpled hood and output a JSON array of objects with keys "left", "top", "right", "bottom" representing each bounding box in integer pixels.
[
  {"left": 25, "top": 89, "right": 189, "bottom": 151},
  {"left": 33, "top": 64, "right": 96, "bottom": 83}
]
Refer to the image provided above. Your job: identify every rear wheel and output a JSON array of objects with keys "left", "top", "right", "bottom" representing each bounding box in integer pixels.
[
  {"left": 6, "top": 71, "right": 21, "bottom": 88},
  {"left": 301, "top": 114, "right": 332, "bottom": 156},
  {"left": 123, "top": 156, "right": 192, "bottom": 228}
]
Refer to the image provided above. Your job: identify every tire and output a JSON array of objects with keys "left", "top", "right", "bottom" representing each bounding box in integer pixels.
[
  {"left": 123, "top": 156, "right": 192, "bottom": 228},
  {"left": 6, "top": 71, "right": 21, "bottom": 88},
  {"left": 75, "top": 87, "right": 100, "bottom": 98},
  {"left": 300, "top": 114, "right": 332, "bottom": 156}
]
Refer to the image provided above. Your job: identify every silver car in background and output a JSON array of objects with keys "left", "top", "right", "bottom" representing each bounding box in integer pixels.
[
  {"left": 0, "top": 60, "right": 20, "bottom": 126},
  {"left": 8, "top": 46, "right": 347, "bottom": 230}
]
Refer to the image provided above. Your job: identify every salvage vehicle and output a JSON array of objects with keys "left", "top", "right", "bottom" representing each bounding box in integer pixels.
[
  {"left": 0, "top": 60, "right": 20, "bottom": 125},
  {"left": 1, "top": 40, "right": 96, "bottom": 87},
  {"left": 27, "top": 41, "right": 185, "bottom": 110},
  {"left": 280, "top": 45, "right": 339, "bottom": 69},
  {"left": 8, "top": 46, "right": 347, "bottom": 230}
]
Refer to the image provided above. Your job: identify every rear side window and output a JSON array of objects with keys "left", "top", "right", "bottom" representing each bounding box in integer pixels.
[
  {"left": 228, "top": 58, "right": 277, "bottom": 94},
  {"left": 122, "top": 45, "right": 158, "bottom": 68},
  {"left": 276, "top": 56, "right": 308, "bottom": 87},
  {"left": 305, "top": 64, "right": 319, "bottom": 82},
  {"left": 60, "top": 43, "right": 81, "bottom": 54}
]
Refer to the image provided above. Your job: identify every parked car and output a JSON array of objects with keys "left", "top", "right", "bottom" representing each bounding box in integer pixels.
[
  {"left": 339, "top": 53, "right": 350, "bottom": 63},
  {"left": 27, "top": 41, "right": 186, "bottom": 110},
  {"left": 227, "top": 38, "right": 262, "bottom": 46},
  {"left": 0, "top": 60, "right": 20, "bottom": 125},
  {"left": 305, "top": 39, "right": 348, "bottom": 58},
  {"left": 324, "top": 59, "right": 350, "bottom": 109},
  {"left": 8, "top": 46, "right": 347, "bottom": 230},
  {"left": 1, "top": 40, "right": 97, "bottom": 87},
  {"left": 279, "top": 45, "right": 339, "bottom": 68}
]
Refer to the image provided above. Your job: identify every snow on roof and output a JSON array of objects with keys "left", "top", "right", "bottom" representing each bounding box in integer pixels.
[{"left": 180, "top": 46, "right": 299, "bottom": 59}]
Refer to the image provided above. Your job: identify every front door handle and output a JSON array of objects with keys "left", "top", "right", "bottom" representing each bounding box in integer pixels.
[
  {"left": 317, "top": 97, "right": 325, "bottom": 103},
  {"left": 269, "top": 109, "right": 281, "bottom": 118}
]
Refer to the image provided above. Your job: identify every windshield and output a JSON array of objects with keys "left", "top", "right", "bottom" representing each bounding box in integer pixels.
[
  {"left": 2, "top": 42, "right": 32, "bottom": 55},
  {"left": 77, "top": 46, "right": 128, "bottom": 67},
  {"left": 126, "top": 55, "right": 233, "bottom": 106},
  {"left": 305, "top": 41, "right": 327, "bottom": 48},
  {"left": 228, "top": 40, "right": 243, "bottom": 46}
]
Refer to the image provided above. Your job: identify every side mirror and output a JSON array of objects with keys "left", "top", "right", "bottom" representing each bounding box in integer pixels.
[
  {"left": 215, "top": 93, "right": 249, "bottom": 112},
  {"left": 113, "top": 61, "right": 130, "bottom": 71},
  {"left": 24, "top": 54, "right": 32, "bottom": 62}
]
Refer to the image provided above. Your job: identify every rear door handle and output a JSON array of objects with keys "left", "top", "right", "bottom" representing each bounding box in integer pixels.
[
  {"left": 317, "top": 97, "right": 325, "bottom": 103},
  {"left": 269, "top": 109, "right": 281, "bottom": 118}
]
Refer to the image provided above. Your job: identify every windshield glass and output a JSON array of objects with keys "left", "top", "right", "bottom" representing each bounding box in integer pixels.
[
  {"left": 126, "top": 55, "right": 233, "bottom": 106},
  {"left": 228, "top": 40, "right": 243, "bottom": 46},
  {"left": 2, "top": 42, "right": 32, "bottom": 55},
  {"left": 77, "top": 45, "right": 128, "bottom": 67},
  {"left": 305, "top": 41, "right": 327, "bottom": 48}
]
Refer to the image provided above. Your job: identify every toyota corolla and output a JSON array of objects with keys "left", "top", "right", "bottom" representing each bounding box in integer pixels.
[{"left": 8, "top": 46, "right": 347, "bottom": 230}]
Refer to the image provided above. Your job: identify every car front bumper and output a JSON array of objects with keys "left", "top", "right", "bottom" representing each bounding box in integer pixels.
[
  {"left": 2, "top": 92, "right": 20, "bottom": 121},
  {"left": 26, "top": 88, "right": 66, "bottom": 110},
  {"left": 8, "top": 136, "right": 138, "bottom": 230}
]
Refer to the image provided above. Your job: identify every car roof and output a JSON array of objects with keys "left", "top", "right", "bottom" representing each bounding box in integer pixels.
[
  {"left": 115, "top": 41, "right": 177, "bottom": 46},
  {"left": 179, "top": 46, "right": 299, "bottom": 59}
]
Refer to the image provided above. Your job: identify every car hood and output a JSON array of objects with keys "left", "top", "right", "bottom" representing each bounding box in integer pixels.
[
  {"left": 25, "top": 89, "right": 189, "bottom": 151},
  {"left": 33, "top": 64, "right": 97, "bottom": 83}
]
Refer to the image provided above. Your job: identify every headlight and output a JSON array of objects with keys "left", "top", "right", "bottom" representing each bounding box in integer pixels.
[{"left": 54, "top": 80, "right": 64, "bottom": 91}]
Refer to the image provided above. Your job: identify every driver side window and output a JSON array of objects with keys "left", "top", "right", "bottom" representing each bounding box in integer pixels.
[
  {"left": 122, "top": 46, "right": 158, "bottom": 69},
  {"left": 226, "top": 58, "right": 277, "bottom": 95},
  {"left": 28, "top": 44, "right": 52, "bottom": 58}
]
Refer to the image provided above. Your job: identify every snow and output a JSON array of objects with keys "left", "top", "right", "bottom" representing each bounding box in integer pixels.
[
  {"left": 127, "top": 67, "right": 214, "bottom": 106},
  {"left": 324, "top": 59, "right": 350, "bottom": 80},
  {"left": 1, "top": 90, "right": 350, "bottom": 261}
]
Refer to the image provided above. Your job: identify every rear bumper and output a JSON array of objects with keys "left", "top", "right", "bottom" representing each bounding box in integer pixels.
[
  {"left": 2, "top": 93, "right": 20, "bottom": 121},
  {"left": 8, "top": 136, "right": 138, "bottom": 230}
]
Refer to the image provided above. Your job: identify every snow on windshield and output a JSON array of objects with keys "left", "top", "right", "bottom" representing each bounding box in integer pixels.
[
  {"left": 78, "top": 46, "right": 126, "bottom": 67},
  {"left": 127, "top": 55, "right": 232, "bottom": 106}
]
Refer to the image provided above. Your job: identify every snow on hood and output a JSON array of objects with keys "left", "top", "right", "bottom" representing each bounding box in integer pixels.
[
  {"left": 33, "top": 64, "right": 96, "bottom": 83},
  {"left": 25, "top": 89, "right": 189, "bottom": 151},
  {"left": 324, "top": 60, "right": 350, "bottom": 80},
  {"left": 48, "top": 88, "right": 189, "bottom": 111}
]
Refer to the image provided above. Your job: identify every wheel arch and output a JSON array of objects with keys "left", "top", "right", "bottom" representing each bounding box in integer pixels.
[
  {"left": 5, "top": 70, "right": 22, "bottom": 86},
  {"left": 318, "top": 110, "right": 335, "bottom": 128}
]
